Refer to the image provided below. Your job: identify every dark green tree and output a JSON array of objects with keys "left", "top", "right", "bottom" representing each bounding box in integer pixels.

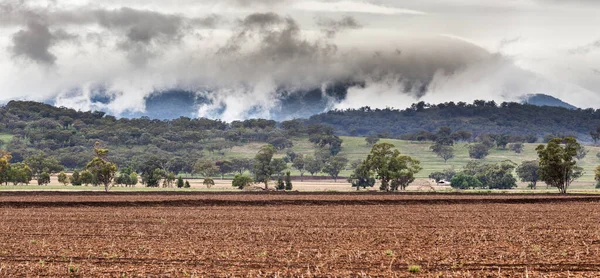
[
  {"left": 216, "top": 160, "right": 233, "bottom": 179},
  {"left": 7, "top": 163, "right": 33, "bottom": 185},
  {"left": 292, "top": 154, "right": 306, "bottom": 181},
  {"left": 24, "top": 152, "right": 63, "bottom": 178},
  {"left": 284, "top": 171, "right": 292, "bottom": 190},
  {"left": 450, "top": 173, "right": 482, "bottom": 189},
  {"left": 431, "top": 145, "right": 454, "bottom": 163},
  {"left": 536, "top": 137, "right": 583, "bottom": 194},
  {"left": 270, "top": 158, "right": 288, "bottom": 176},
  {"left": 434, "top": 127, "right": 454, "bottom": 146},
  {"left": 516, "top": 160, "right": 540, "bottom": 189},
  {"left": 495, "top": 134, "right": 510, "bottom": 149},
  {"left": 305, "top": 156, "right": 322, "bottom": 177},
  {"left": 276, "top": 176, "right": 285, "bottom": 190},
  {"left": 37, "top": 172, "right": 50, "bottom": 185},
  {"left": 509, "top": 143, "right": 524, "bottom": 154},
  {"left": 177, "top": 176, "right": 184, "bottom": 188},
  {"left": 468, "top": 143, "right": 491, "bottom": 159},
  {"left": 365, "top": 135, "right": 380, "bottom": 146},
  {"left": 80, "top": 170, "right": 94, "bottom": 186},
  {"left": 70, "top": 170, "right": 81, "bottom": 186},
  {"left": 254, "top": 145, "right": 276, "bottom": 189},
  {"left": 389, "top": 155, "right": 422, "bottom": 191},
  {"left": 0, "top": 151, "right": 11, "bottom": 185},
  {"left": 364, "top": 143, "right": 421, "bottom": 191},
  {"left": 428, "top": 168, "right": 456, "bottom": 183},
  {"left": 347, "top": 160, "right": 375, "bottom": 190},
  {"left": 194, "top": 159, "right": 219, "bottom": 179},
  {"left": 57, "top": 171, "right": 69, "bottom": 185},
  {"left": 323, "top": 156, "right": 348, "bottom": 182}
]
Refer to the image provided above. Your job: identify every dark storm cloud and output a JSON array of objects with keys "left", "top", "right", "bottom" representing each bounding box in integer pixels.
[
  {"left": 218, "top": 12, "right": 292, "bottom": 54},
  {"left": 2, "top": 3, "right": 220, "bottom": 65},
  {"left": 239, "top": 12, "right": 284, "bottom": 28},
  {"left": 211, "top": 12, "right": 494, "bottom": 104},
  {"left": 92, "top": 8, "right": 189, "bottom": 65},
  {"left": 217, "top": 12, "right": 338, "bottom": 79},
  {"left": 316, "top": 16, "right": 362, "bottom": 38},
  {"left": 11, "top": 20, "right": 76, "bottom": 65},
  {"left": 94, "top": 8, "right": 184, "bottom": 44}
]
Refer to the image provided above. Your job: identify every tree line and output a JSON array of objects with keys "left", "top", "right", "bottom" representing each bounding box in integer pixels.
[
  {"left": 307, "top": 100, "right": 600, "bottom": 140},
  {"left": 0, "top": 136, "right": 594, "bottom": 194},
  {"left": 427, "top": 137, "right": 587, "bottom": 194}
]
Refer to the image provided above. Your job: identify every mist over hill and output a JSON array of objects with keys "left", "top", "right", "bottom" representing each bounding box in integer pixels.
[{"left": 40, "top": 90, "right": 581, "bottom": 121}]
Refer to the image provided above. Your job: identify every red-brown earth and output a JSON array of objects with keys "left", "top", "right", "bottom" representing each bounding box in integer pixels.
[{"left": 0, "top": 192, "right": 599, "bottom": 277}]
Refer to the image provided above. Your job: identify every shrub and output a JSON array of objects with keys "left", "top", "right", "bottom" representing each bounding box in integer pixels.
[
  {"left": 70, "top": 170, "right": 81, "bottom": 186},
  {"left": 450, "top": 173, "right": 482, "bottom": 189},
  {"left": 284, "top": 171, "right": 292, "bottom": 190},
  {"left": 468, "top": 143, "right": 491, "bottom": 159},
  {"left": 203, "top": 178, "right": 214, "bottom": 188},
  {"left": 232, "top": 174, "right": 253, "bottom": 189},
  {"left": 408, "top": 265, "right": 421, "bottom": 273},
  {"left": 57, "top": 171, "right": 69, "bottom": 185},
  {"left": 37, "top": 172, "right": 50, "bottom": 185},
  {"left": 276, "top": 176, "right": 285, "bottom": 190},
  {"left": 184, "top": 180, "right": 191, "bottom": 188}
]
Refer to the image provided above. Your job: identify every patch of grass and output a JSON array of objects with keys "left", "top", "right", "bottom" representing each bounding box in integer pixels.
[
  {"left": 408, "top": 265, "right": 421, "bottom": 273},
  {"left": 256, "top": 251, "right": 267, "bottom": 257},
  {"left": 67, "top": 264, "right": 79, "bottom": 274},
  {"left": 0, "top": 133, "right": 13, "bottom": 149}
]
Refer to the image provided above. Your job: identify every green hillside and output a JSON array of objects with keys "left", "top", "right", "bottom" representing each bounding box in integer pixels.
[{"left": 202, "top": 136, "right": 600, "bottom": 182}]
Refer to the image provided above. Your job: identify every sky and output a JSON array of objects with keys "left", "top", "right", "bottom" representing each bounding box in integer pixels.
[{"left": 1, "top": 0, "right": 599, "bottom": 121}]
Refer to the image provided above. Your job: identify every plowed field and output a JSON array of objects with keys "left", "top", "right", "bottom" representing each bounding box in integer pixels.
[{"left": 1, "top": 192, "right": 599, "bottom": 277}]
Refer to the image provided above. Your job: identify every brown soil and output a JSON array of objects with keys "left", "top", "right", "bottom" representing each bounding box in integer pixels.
[{"left": 0, "top": 192, "right": 599, "bottom": 277}]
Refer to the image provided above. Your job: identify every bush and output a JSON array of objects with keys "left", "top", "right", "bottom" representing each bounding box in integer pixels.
[
  {"left": 203, "top": 178, "right": 214, "bottom": 188},
  {"left": 176, "top": 176, "right": 184, "bottom": 188},
  {"left": 450, "top": 173, "right": 482, "bottom": 189},
  {"left": 57, "top": 171, "right": 69, "bottom": 185},
  {"left": 70, "top": 170, "right": 81, "bottom": 186},
  {"left": 468, "top": 143, "right": 491, "bottom": 159},
  {"left": 509, "top": 143, "right": 524, "bottom": 153},
  {"left": 428, "top": 168, "right": 456, "bottom": 182},
  {"left": 285, "top": 171, "right": 292, "bottom": 190},
  {"left": 37, "top": 172, "right": 50, "bottom": 185},
  {"left": 276, "top": 176, "right": 285, "bottom": 190},
  {"left": 184, "top": 180, "right": 191, "bottom": 188},
  {"left": 232, "top": 174, "right": 253, "bottom": 189}
]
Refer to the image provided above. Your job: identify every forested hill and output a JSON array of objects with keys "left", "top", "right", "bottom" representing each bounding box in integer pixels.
[{"left": 307, "top": 101, "right": 600, "bottom": 139}]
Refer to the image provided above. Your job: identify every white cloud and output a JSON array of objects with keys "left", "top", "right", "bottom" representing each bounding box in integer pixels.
[{"left": 293, "top": 1, "right": 426, "bottom": 15}]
